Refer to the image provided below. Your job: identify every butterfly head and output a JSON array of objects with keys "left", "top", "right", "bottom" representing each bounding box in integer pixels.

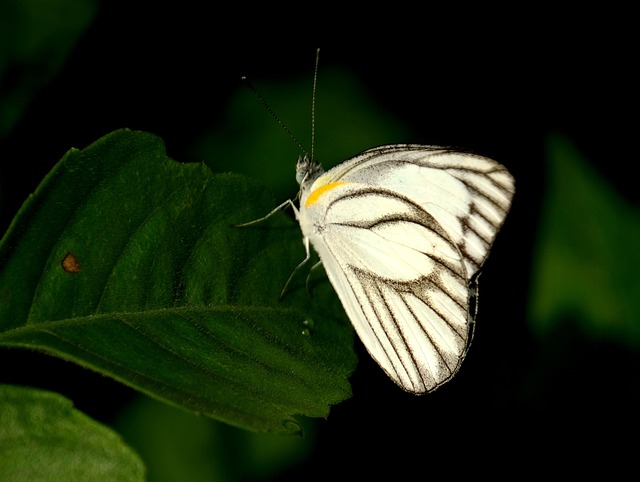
[{"left": 296, "top": 154, "right": 324, "bottom": 194}]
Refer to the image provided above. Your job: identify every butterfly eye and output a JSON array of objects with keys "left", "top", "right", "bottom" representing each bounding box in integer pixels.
[{"left": 295, "top": 155, "right": 324, "bottom": 188}]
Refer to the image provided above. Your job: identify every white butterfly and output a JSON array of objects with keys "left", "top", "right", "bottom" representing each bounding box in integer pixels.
[
  {"left": 242, "top": 51, "right": 514, "bottom": 393},
  {"left": 292, "top": 144, "right": 514, "bottom": 394}
]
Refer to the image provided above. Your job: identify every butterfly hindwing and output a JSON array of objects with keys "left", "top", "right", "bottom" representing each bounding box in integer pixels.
[{"left": 299, "top": 173, "right": 470, "bottom": 392}]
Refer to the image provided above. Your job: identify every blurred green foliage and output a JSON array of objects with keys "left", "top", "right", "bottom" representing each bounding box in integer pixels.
[
  {"left": 191, "top": 69, "right": 410, "bottom": 202},
  {"left": 116, "top": 396, "right": 316, "bottom": 482},
  {"left": 0, "top": 0, "right": 97, "bottom": 137},
  {"left": 529, "top": 134, "right": 640, "bottom": 345}
]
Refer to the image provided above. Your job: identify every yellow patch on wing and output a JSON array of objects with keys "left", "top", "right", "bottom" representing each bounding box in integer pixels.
[{"left": 305, "top": 182, "right": 347, "bottom": 207}]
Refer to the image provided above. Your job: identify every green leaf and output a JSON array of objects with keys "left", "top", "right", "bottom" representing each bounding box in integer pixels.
[
  {"left": 528, "top": 134, "right": 640, "bottom": 345},
  {"left": 0, "top": 129, "right": 355, "bottom": 434},
  {"left": 0, "top": 384, "right": 144, "bottom": 481}
]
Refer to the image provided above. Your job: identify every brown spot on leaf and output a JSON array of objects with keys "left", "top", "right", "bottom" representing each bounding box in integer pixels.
[{"left": 62, "top": 252, "right": 80, "bottom": 273}]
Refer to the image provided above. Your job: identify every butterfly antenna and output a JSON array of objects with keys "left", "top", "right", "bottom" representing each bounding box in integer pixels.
[
  {"left": 241, "top": 76, "right": 308, "bottom": 157},
  {"left": 310, "top": 48, "right": 320, "bottom": 162}
]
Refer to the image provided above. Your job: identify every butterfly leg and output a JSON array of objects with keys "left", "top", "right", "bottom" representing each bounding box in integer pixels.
[
  {"left": 304, "top": 260, "right": 324, "bottom": 295},
  {"left": 279, "top": 235, "right": 312, "bottom": 299},
  {"left": 234, "top": 199, "right": 299, "bottom": 227}
]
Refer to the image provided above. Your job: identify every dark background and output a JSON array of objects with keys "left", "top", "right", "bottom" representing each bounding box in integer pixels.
[{"left": 1, "top": 2, "right": 637, "bottom": 479}]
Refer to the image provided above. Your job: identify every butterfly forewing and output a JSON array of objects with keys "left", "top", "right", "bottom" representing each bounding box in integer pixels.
[
  {"left": 316, "top": 145, "right": 515, "bottom": 281},
  {"left": 297, "top": 144, "right": 514, "bottom": 394}
]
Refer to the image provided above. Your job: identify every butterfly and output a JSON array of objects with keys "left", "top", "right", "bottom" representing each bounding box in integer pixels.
[
  {"left": 243, "top": 51, "right": 514, "bottom": 394},
  {"left": 292, "top": 144, "right": 514, "bottom": 394}
]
